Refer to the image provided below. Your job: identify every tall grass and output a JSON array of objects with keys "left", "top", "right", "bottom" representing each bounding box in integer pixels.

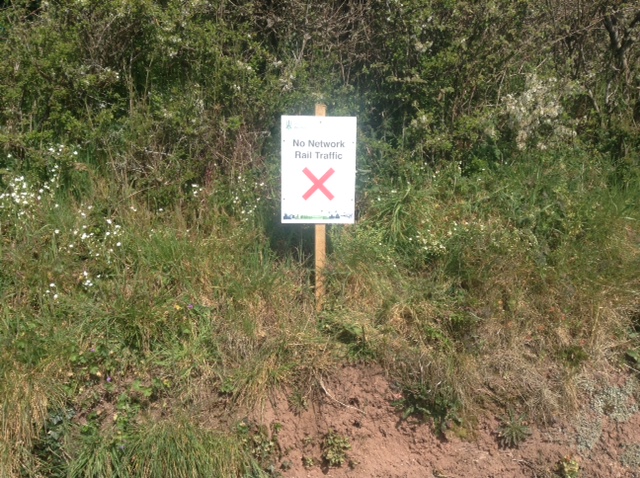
[
  {"left": 328, "top": 147, "right": 640, "bottom": 422},
  {"left": 66, "top": 419, "right": 251, "bottom": 478},
  {"left": 0, "top": 142, "right": 638, "bottom": 475}
]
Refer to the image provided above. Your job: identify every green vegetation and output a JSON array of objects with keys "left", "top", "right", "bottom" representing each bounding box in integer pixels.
[
  {"left": 321, "top": 430, "right": 351, "bottom": 468},
  {"left": 393, "top": 378, "right": 461, "bottom": 436},
  {"left": 557, "top": 456, "right": 581, "bottom": 478},
  {"left": 1, "top": 0, "right": 639, "bottom": 476},
  {"left": 497, "top": 410, "right": 531, "bottom": 449}
]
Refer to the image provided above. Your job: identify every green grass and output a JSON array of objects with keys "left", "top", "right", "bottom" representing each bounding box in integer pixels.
[
  {"left": 66, "top": 419, "right": 250, "bottom": 478},
  {"left": 0, "top": 145, "right": 638, "bottom": 476}
]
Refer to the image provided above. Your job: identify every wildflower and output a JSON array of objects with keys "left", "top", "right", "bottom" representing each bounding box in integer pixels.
[
  {"left": 107, "top": 376, "right": 112, "bottom": 383},
  {"left": 187, "top": 304, "right": 194, "bottom": 310}
]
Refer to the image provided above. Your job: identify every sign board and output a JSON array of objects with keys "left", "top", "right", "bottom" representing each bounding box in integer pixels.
[{"left": 281, "top": 115, "right": 357, "bottom": 224}]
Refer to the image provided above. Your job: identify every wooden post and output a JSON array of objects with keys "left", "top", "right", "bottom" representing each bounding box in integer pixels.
[{"left": 315, "top": 103, "right": 327, "bottom": 312}]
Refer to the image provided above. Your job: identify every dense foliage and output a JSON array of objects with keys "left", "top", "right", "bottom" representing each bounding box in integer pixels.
[
  {"left": 1, "top": 0, "right": 639, "bottom": 476},
  {"left": 2, "top": 0, "right": 639, "bottom": 184}
]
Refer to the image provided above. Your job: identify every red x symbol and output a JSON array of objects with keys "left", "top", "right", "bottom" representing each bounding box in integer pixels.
[{"left": 302, "top": 167, "right": 335, "bottom": 200}]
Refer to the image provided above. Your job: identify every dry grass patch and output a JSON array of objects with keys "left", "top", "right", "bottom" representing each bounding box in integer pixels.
[{"left": 0, "top": 360, "right": 66, "bottom": 477}]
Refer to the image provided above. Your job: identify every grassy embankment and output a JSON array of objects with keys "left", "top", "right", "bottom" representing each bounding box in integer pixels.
[
  {"left": 1, "top": 0, "right": 639, "bottom": 475},
  {"left": 1, "top": 143, "right": 638, "bottom": 476}
]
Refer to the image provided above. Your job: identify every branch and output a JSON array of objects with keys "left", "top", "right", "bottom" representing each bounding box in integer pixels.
[
  {"left": 318, "top": 377, "right": 367, "bottom": 415},
  {"left": 628, "top": 10, "right": 640, "bottom": 30},
  {"left": 603, "top": 13, "right": 622, "bottom": 53}
]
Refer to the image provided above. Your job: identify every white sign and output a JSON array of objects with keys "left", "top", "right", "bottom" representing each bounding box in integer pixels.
[{"left": 281, "top": 115, "right": 357, "bottom": 224}]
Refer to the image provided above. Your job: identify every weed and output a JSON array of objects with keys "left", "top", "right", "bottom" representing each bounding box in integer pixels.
[
  {"left": 319, "top": 314, "right": 375, "bottom": 361},
  {"left": 238, "top": 420, "right": 282, "bottom": 471},
  {"left": 321, "top": 430, "right": 351, "bottom": 468},
  {"left": 624, "top": 344, "right": 640, "bottom": 373},
  {"left": 560, "top": 345, "right": 589, "bottom": 368},
  {"left": 394, "top": 381, "right": 462, "bottom": 436},
  {"left": 67, "top": 343, "right": 126, "bottom": 385},
  {"left": 32, "top": 407, "right": 76, "bottom": 478},
  {"left": 497, "top": 410, "right": 532, "bottom": 448},
  {"left": 556, "top": 455, "right": 580, "bottom": 478},
  {"left": 288, "top": 389, "right": 308, "bottom": 415}
]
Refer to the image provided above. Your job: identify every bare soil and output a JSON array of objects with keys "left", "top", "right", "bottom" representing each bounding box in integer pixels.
[{"left": 252, "top": 365, "right": 640, "bottom": 478}]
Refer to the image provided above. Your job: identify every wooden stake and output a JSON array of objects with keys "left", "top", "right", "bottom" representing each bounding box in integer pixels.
[
  {"left": 315, "top": 223, "right": 326, "bottom": 311},
  {"left": 315, "top": 103, "right": 327, "bottom": 312}
]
